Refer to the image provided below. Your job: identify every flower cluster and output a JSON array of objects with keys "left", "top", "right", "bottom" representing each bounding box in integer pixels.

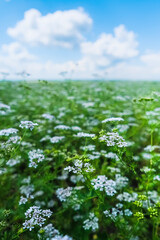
[
  {"left": 0, "top": 103, "right": 11, "bottom": 115},
  {"left": 28, "top": 149, "right": 45, "bottom": 168},
  {"left": 99, "top": 131, "right": 128, "bottom": 148},
  {"left": 42, "top": 113, "right": 55, "bottom": 121},
  {"left": 19, "top": 182, "right": 35, "bottom": 205},
  {"left": 0, "top": 103, "right": 11, "bottom": 110},
  {"left": 115, "top": 174, "right": 128, "bottom": 190},
  {"left": 23, "top": 206, "right": 52, "bottom": 231},
  {"left": 50, "top": 136, "right": 65, "bottom": 143},
  {"left": 74, "top": 132, "right": 95, "bottom": 138},
  {"left": 117, "top": 192, "right": 138, "bottom": 202},
  {"left": 91, "top": 175, "right": 117, "bottom": 196},
  {"left": 80, "top": 144, "right": 96, "bottom": 151},
  {"left": 38, "top": 224, "right": 73, "bottom": 240},
  {"left": 104, "top": 204, "right": 132, "bottom": 221},
  {"left": 64, "top": 159, "right": 95, "bottom": 174},
  {"left": 55, "top": 125, "right": 71, "bottom": 130},
  {"left": 102, "top": 117, "right": 124, "bottom": 123},
  {"left": 56, "top": 187, "right": 73, "bottom": 202},
  {"left": 56, "top": 186, "right": 84, "bottom": 204},
  {"left": 83, "top": 213, "right": 99, "bottom": 231},
  {"left": 104, "top": 152, "right": 119, "bottom": 161},
  {"left": 6, "top": 157, "right": 20, "bottom": 167},
  {"left": 7, "top": 135, "right": 20, "bottom": 144},
  {"left": 19, "top": 121, "right": 38, "bottom": 130},
  {"left": 0, "top": 128, "right": 18, "bottom": 136}
]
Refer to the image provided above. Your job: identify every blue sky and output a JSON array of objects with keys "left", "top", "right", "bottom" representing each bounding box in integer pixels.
[{"left": 0, "top": 0, "right": 160, "bottom": 80}]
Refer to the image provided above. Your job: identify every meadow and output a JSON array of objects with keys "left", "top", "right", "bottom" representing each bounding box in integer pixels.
[{"left": 0, "top": 80, "right": 160, "bottom": 240}]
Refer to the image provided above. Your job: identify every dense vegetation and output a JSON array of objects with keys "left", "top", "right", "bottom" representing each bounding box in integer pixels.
[{"left": 0, "top": 80, "right": 160, "bottom": 240}]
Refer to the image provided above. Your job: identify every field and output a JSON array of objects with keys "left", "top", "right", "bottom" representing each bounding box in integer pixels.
[{"left": 0, "top": 80, "right": 160, "bottom": 240}]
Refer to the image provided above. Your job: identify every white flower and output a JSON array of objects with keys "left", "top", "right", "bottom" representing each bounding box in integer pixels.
[
  {"left": 19, "top": 121, "right": 38, "bottom": 130},
  {"left": 74, "top": 132, "right": 95, "bottom": 138},
  {"left": 83, "top": 213, "right": 99, "bottom": 231},
  {"left": 104, "top": 152, "right": 119, "bottom": 161},
  {"left": 28, "top": 149, "right": 45, "bottom": 168},
  {"left": 144, "top": 145, "right": 160, "bottom": 152},
  {"left": 34, "top": 191, "right": 44, "bottom": 197},
  {"left": 71, "top": 126, "right": 82, "bottom": 131},
  {"left": 140, "top": 166, "right": 155, "bottom": 173},
  {"left": 42, "top": 113, "right": 55, "bottom": 121},
  {"left": 99, "top": 132, "right": 128, "bottom": 148},
  {"left": 20, "top": 184, "right": 35, "bottom": 198},
  {"left": 116, "top": 203, "right": 123, "bottom": 209},
  {"left": 38, "top": 224, "right": 60, "bottom": 239},
  {"left": 19, "top": 196, "right": 28, "bottom": 205},
  {"left": 70, "top": 174, "right": 85, "bottom": 183},
  {"left": 115, "top": 174, "right": 128, "bottom": 190},
  {"left": 64, "top": 160, "right": 95, "bottom": 174},
  {"left": 124, "top": 209, "right": 133, "bottom": 216},
  {"left": 84, "top": 163, "right": 95, "bottom": 172},
  {"left": 47, "top": 200, "right": 55, "bottom": 208},
  {"left": 6, "top": 158, "right": 20, "bottom": 167},
  {"left": 54, "top": 125, "right": 70, "bottom": 130},
  {"left": 81, "top": 144, "right": 95, "bottom": 151},
  {"left": 0, "top": 103, "right": 10, "bottom": 110},
  {"left": 0, "top": 128, "right": 18, "bottom": 136},
  {"left": 0, "top": 168, "right": 7, "bottom": 175},
  {"left": 154, "top": 175, "right": 160, "bottom": 181},
  {"left": 117, "top": 124, "right": 129, "bottom": 133},
  {"left": 22, "top": 176, "right": 31, "bottom": 184},
  {"left": 50, "top": 136, "right": 65, "bottom": 143},
  {"left": 0, "top": 103, "right": 11, "bottom": 115},
  {"left": 104, "top": 207, "right": 123, "bottom": 221},
  {"left": 7, "top": 136, "right": 20, "bottom": 144},
  {"left": 102, "top": 117, "right": 124, "bottom": 123},
  {"left": 82, "top": 102, "right": 95, "bottom": 108},
  {"left": 91, "top": 175, "right": 107, "bottom": 191},
  {"left": 142, "top": 153, "right": 152, "bottom": 160},
  {"left": 23, "top": 206, "right": 52, "bottom": 231},
  {"left": 117, "top": 192, "right": 138, "bottom": 202},
  {"left": 56, "top": 187, "right": 73, "bottom": 202},
  {"left": 91, "top": 175, "right": 117, "bottom": 196}
]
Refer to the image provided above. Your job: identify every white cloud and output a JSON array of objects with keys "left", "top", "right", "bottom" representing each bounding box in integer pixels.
[
  {"left": 102, "top": 52, "right": 160, "bottom": 80},
  {"left": 2, "top": 18, "right": 160, "bottom": 80},
  {"left": 81, "top": 25, "right": 138, "bottom": 59},
  {"left": 139, "top": 52, "right": 160, "bottom": 77},
  {"left": 71, "top": 24, "right": 139, "bottom": 77},
  {"left": 140, "top": 52, "right": 160, "bottom": 68},
  {"left": 105, "top": 62, "right": 146, "bottom": 80},
  {"left": 0, "top": 41, "right": 76, "bottom": 79},
  {"left": 7, "top": 8, "right": 92, "bottom": 48},
  {"left": 0, "top": 42, "right": 36, "bottom": 78},
  {"left": 1, "top": 42, "right": 35, "bottom": 61}
]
